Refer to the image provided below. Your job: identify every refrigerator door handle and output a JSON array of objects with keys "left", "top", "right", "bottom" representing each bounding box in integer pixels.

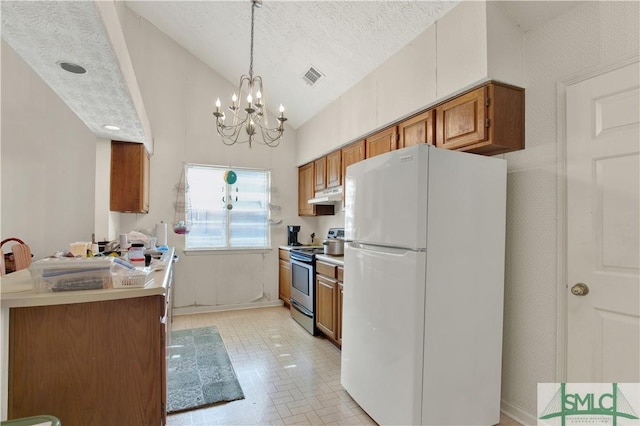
[{"left": 348, "top": 241, "right": 426, "bottom": 254}]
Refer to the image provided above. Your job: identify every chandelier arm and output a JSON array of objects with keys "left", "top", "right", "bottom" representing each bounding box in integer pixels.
[{"left": 258, "top": 125, "right": 284, "bottom": 146}]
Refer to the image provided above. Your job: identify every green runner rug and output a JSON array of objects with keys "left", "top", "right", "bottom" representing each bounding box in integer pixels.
[{"left": 167, "top": 326, "right": 245, "bottom": 413}]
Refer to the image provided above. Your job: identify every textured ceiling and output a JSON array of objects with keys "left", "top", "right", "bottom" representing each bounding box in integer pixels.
[
  {"left": 1, "top": 1, "right": 147, "bottom": 143},
  {"left": 125, "top": 0, "right": 459, "bottom": 129},
  {"left": 1, "top": 1, "right": 584, "bottom": 144}
]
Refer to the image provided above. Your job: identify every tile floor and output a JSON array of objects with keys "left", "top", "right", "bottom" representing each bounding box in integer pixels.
[{"left": 167, "top": 306, "right": 522, "bottom": 426}]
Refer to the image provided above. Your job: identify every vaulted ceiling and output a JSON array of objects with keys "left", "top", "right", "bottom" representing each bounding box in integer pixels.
[{"left": 1, "top": 1, "right": 582, "bottom": 148}]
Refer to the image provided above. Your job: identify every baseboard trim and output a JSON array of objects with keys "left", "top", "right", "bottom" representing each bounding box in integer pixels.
[
  {"left": 173, "top": 300, "right": 285, "bottom": 316},
  {"left": 501, "top": 399, "right": 537, "bottom": 426}
]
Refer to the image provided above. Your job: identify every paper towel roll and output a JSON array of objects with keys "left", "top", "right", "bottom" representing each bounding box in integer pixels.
[
  {"left": 156, "top": 222, "right": 168, "bottom": 247},
  {"left": 119, "top": 234, "right": 128, "bottom": 250}
]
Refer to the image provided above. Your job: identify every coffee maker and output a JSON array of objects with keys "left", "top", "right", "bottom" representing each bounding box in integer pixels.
[{"left": 287, "top": 225, "right": 302, "bottom": 246}]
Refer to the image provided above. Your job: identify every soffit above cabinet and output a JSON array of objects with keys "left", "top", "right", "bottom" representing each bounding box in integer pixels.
[{"left": 1, "top": 1, "right": 153, "bottom": 153}]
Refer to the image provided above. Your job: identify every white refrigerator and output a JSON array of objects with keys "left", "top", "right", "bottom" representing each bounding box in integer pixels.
[{"left": 341, "top": 144, "right": 507, "bottom": 426}]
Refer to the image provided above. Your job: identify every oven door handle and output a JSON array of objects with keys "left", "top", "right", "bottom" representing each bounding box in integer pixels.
[{"left": 291, "top": 299, "right": 313, "bottom": 318}]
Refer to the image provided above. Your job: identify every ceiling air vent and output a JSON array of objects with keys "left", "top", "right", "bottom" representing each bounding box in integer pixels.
[{"left": 302, "top": 66, "right": 324, "bottom": 86}]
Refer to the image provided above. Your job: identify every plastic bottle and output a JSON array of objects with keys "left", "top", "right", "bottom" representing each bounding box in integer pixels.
[{"left": 128, "top": 243, "right": 145, "bottom": 267}]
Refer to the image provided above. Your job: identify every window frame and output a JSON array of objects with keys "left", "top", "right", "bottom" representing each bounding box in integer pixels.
[{"left": 183, "top": 163, "right": 272, "bottom": 253}]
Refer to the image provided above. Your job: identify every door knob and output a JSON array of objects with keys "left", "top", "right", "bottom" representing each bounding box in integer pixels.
[{"left": 571, "top": 283, "right": 589, "bottom": 296}]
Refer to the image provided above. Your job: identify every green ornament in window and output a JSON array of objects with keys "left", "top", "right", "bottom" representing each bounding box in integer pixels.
[{"left": 224, "top": 170, "right": 237, "bottom": 184}]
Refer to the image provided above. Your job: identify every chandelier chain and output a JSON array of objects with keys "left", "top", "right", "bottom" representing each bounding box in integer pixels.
[{"left": 249, "top": 1, "right": 255, "bottom": 79}]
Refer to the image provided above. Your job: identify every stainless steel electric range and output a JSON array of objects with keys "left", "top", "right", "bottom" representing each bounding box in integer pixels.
[
  {"left": 289, "top": 246, "right": 324, "bottom": 335},
  {"left": 289, "top": 228, "right": 344, "bottom": 335}
]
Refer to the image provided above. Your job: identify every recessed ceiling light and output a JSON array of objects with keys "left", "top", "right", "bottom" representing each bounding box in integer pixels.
[
  {"left": 58, "top": 61, "right": 86, "bottom": 74},
  {"left": 103, "top": 125, "right": 121, "bottom": 131}
]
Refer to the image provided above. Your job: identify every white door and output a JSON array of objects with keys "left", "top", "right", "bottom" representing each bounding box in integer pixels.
[{"left": 566, "top": 62, "right": 640, "bottom": 382}]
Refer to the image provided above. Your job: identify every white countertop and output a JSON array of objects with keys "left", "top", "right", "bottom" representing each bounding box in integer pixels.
[
  {"left": 316, "top": 253, "right": 344, "bottom": 266},
  {"left": 278, "top": 245, "right": 323, "bottom": 251},
  {"left": 0, "top": 247, "right": 174, "bottom": 309},
  {"left": 278, "top": 246, "right": 344, "bottom": 265}
]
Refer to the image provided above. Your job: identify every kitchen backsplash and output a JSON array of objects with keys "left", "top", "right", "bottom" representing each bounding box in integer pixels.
[{"left": 289, "top": 206, "right": 345, "bottom": 246}]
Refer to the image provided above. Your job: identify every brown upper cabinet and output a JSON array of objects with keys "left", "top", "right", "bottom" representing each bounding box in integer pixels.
[
  {"left": 314, "top": 156, "right": 326, "bottom": 192},
  {"left": 299, "top": 81, "right": 524, "bottom": 215},
  {"left": 436, "top": 82, "right": 524, "bottom": 155},
  {"left": 341, "top": 140, "right": 366, "bottom": 179},
  {"left": 326, "top": 150, "right": 342, "bottom": 188},
  {"left": 314, "top": 150, "right": 342, "bottom": 191},
  {"left": 398, "top": 109, "right": 436, "bottom": 148},
  {"left": 110, "top": 141, "right": 149, "bottom": 213},
  {"left": 365, "top": 126, "right": 398, "bottom": 159},
  {"left": 298, "top": 162, "right": 334, "bottom": 216},
  {"left": 341, "top": 140, "right": 366, "bottom": 206},
  {"left": 298, "top": 162, "right": 315, "bottom": 216}
]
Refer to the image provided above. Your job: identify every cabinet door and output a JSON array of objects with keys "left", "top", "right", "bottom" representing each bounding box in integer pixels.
[
  {"left": 341, "top": 140, "right": 366, "bottom": 206},
  {"left": 366, "top": 126, "right": 397, "bottom": 158},
  {"left": 298, "top": 162, "right": 315, "bottom": 216},
  {"left": 337, "top": 274, "right": 344, "bottom": 347},
  {"left": 342, "top": 140, "right": 365, "bottom": 178},
  {"left": 8, "top": 296, "right": 165, "bottom": 424},
  {"left": 316, "top": 275, "right": 336, "bottom": 339},
  {"left": 326, "top": 150, "right": 342, "bottom": 188},
  {"left": 398, "top": 110, "right": 435, "bottom": 148},
  {"left": 314, "top": 156, "right": 327, "bottom": 191},
  {"left": 110, "top": 141, "right": 150, "bottom": 213},
  {"left": 435, "top": 86, "right": 488, "bottom": 150},
  {"left": 278, "top": 258, "right": 291, "bottom": 306}
]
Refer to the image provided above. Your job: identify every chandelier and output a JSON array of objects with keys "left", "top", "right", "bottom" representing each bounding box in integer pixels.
[{"left": 213, "top": 0, "right": 286, "bottom": 147}]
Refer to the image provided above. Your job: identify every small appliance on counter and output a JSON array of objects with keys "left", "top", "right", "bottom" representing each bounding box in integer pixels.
[
  {"left": 287, "top": 225, "right": 302, "bottom": 246},
  {"left": 322, "top": 227, "right": 345, "bottom": 255}
]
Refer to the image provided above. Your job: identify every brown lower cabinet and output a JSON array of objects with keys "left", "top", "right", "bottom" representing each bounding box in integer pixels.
[
  {"left": 315, "top": 260, "right": 343, "bottom": 347},
  {"left": 8, "top": 294, "right": 168, "bottom": 426},
  {"left": 336, "top": 267, "right": 344, "bottom": 346},
  {"left": 278, "top": 249, "right": 291, "bottom": 307}
]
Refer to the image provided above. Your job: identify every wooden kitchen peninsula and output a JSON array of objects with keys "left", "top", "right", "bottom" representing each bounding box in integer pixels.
[{"left": 0, "top": 248, "right": 175, "bottom": 426}]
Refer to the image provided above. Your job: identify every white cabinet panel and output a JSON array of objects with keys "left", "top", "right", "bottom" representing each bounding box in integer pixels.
[{"left": 436, "top": 1, "right": 488, "bottom": 98}]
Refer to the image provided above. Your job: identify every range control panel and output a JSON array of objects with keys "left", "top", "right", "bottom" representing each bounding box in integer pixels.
[{"left": 327, "top": 228, "right": 345, "bottom": 239}]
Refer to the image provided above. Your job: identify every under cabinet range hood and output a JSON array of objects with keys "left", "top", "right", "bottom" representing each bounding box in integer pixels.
[{"left": 308, "top": 186, "right": 343, "bottom": 205}]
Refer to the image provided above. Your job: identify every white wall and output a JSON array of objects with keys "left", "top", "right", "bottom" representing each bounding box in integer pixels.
[
  {"left": 500, "top": 1, "right": 639, "bottom": 422},
  {"left": 116, "top": 5, "right": 299, "bottom": 311},
  {"left": 1, "top": 41, "right": 97, "bottom": 259},
  {"left": 296, "top": 0, "right": 525, "bottom": 166}
]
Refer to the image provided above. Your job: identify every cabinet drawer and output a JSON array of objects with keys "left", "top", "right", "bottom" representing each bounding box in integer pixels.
[
  {"left": 279, "top": 249, "right": 290, "bottom": 261},
  {"left": 316, "top": 260, "right": 337, "bottom": 278},
  {"left": 337, "top": 266, "right": 344, "bottom": 282}
]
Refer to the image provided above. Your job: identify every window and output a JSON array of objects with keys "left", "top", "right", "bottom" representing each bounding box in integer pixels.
[{"left": 185, "top": 164, "right": 271, "bottom": 250}]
